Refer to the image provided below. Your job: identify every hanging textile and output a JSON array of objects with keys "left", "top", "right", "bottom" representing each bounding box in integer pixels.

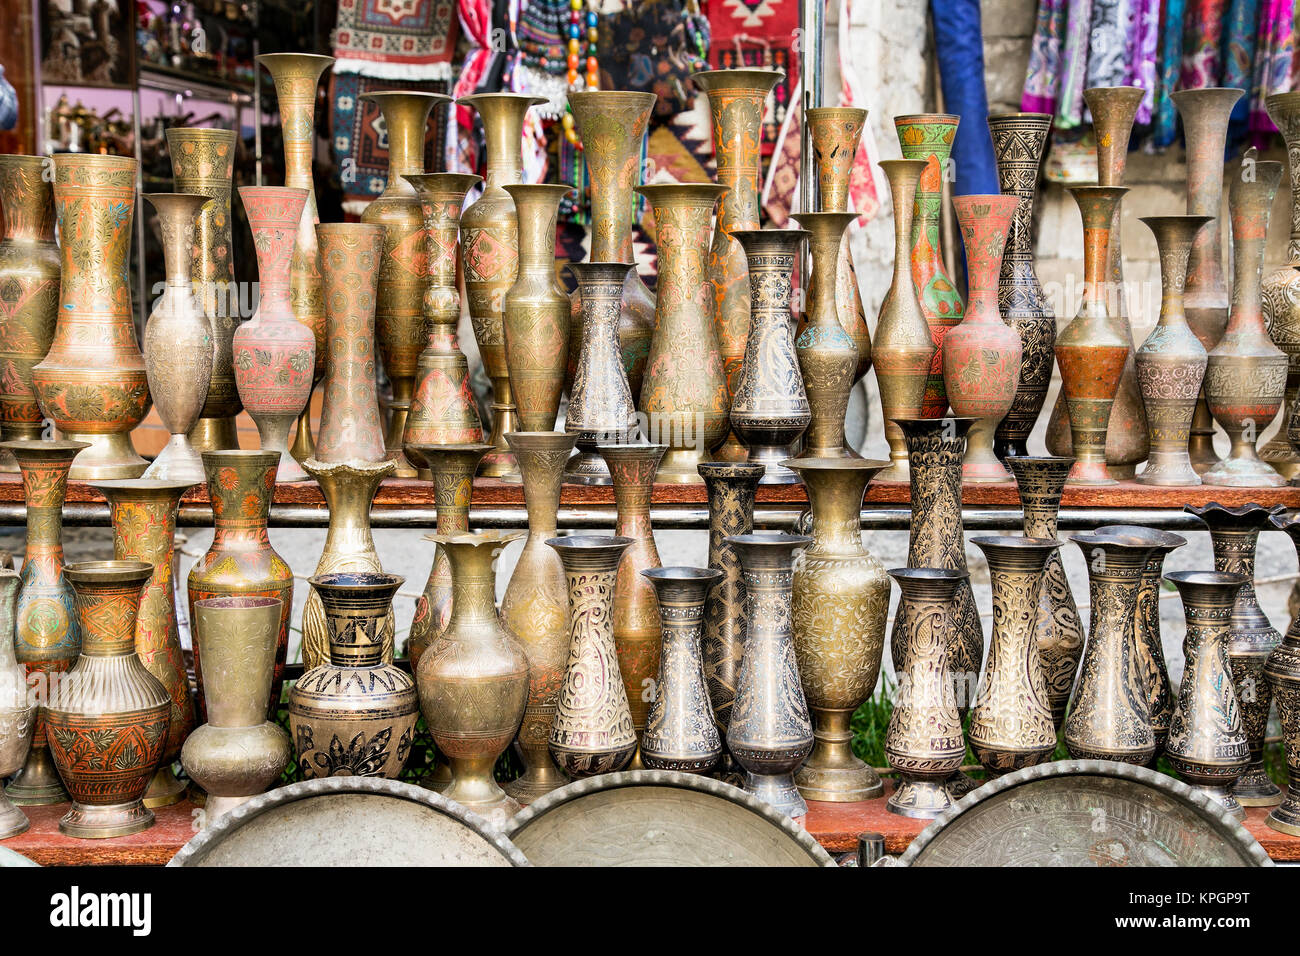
[
  {"left": 331, "top": 0, "right": 460, "bottom": 79},
  {"left": 930, "top": 0, "right": 999, "bottom": 195},
  {"left": 1022, "top": 0, "right": 1069, "bottom": 116},
  {"left": 1056, "top": 0, "right": 1094, "bottom": 128},
  {"left": 1152, "top": 0, "right": 1187, "bottom": 147},
  {"left": 1085, "top": 0, "right": 1130, "bottom": 92},
  {"left": 1124, "top": 0, "right": 1159, "bottom": 124},
  {"left": 1250, "top": 0, "right": 1295, "bottom": 140},
  {"left": 1222, "top": 0, "right": 1259, "bottom": 142},
  {"left": 447, "top": 0, "right": 505, "bottom": 175},
  {"left": 705, "top": 0, "right": 798, "bottom": 155},
  {"left": 1179, "top": 0, "right": 1228, "bottom": 90}
]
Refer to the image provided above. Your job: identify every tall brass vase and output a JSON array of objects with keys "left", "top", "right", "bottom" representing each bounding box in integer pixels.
[
  {"left": 1262, "top": 92, "right": 1300, "bottom": 480},
  {"left": 33, "top": 154, "right": 150, "bottom": 479},
  {"left": 635, "top": 184, "right": 730, "bottom": 482},
  {"left": 500, "top": 431, "right": 577, "bottom": 804},
  {"left": 787, "top": 458, "right": 890, "bottom": 801},
  {"left": 873, "top": 159, "right": 934, "bottom": 481},
  {"left": 694, "top": 69, "right": 783, "bottom": 462},
  {"left": 2, "top": 439, "right": 87, "bottom": 805},
  {"left": 0, "top": 570, "right": 34, "bottom": 837},
  {"left": 458, "top": 93, "right": 545, "bottom": 479},
  {"left": 1265, "top": 511, "right": 1300, "bottom": 834},
  {"left": 359, "top": 91, "right": 450, "bottom": 476}
]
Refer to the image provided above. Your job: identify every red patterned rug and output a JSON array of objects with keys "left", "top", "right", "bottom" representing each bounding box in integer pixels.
[
  {"left": 704, "top": 0, "right": 798, "bottom": 156},
  {"left": 332, "top": 0, "right": 459, "bottom": 79}
]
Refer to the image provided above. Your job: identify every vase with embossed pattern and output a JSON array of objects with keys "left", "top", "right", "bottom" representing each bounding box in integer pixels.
[
  {"left": 0, "top": 570, "right": 34, "bottom": 836},
  {"left": 1262, "top": 93, "right": 1300, "bottom": 480},
  {"left": 1265, "top": 511, "right": 1300, "bottom": 834}
]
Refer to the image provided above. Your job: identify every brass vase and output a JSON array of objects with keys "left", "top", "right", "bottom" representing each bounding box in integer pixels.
[
  {"left": 500, "top": 431, "right": 577, "bottom": 804},
  {"left": 698, "top": 460, "right": 764, "bottom": 752},
  {"left": 291, "top": 572, "right": 418, "bottom": 779},
  {"left": 405, "top": 442, "right": 492, "bottom": 669},
  {"left": 694, "top": 69, "right": 783, "bottom": 462},
  {"left": 142, "top": 192, "right": 215, "bottom": 482},
  {"left": 3, "top": 438, "right": 87, "bottom": 805},
  {"left": 988, "top": 113, "right": 1053, "bottom": 459},
  {"left": 92, "top": 478, "right": 197, "bottom": 809},
  {"left": 458, "top": 93, "right": 546, "bottom": 479},
  {"left": 640, "top": 566, "right": 724, "bottom": 774},
  {"left": 787, "top": 458, "right": 890, "bottom": 801},
  {"left": 502, "top": 183, "right": 571, "bottom": 433},
  {"left": 564, "top": 262, "right": 639, "bottom": 484},
  {"left": 359, "top": 91, "right": 451, "bottom": 477},
  {"left": 187, "top": 450, "right": 294, "bottom": 722},
  {"left": 314, "top": 223, "right": 387, "bottom": 463},
  {"left": 546, "top": 534, "right": 637, "bottom": 777},
  {"left": 1265, "top": 510, "right": 1300, "bottom": 833},
  {"left": 730, "top": 228, "right": 811, "bottom": 483},
  {"left": 168, "top": 127, "right": 241, "bottom": 453},
  {"left": 1175, "top": 88, "right": 1245, "bottom": 474},
  {"left": 1063, "top": 531, "right": 1157, "bottom": 765},
  {"left": 1262, "top": 92, "right": 1300, "bottom": 480},
  {"left": 300, "top": 458, "right": 397, "bottom": 670},
  {"left": 873, "top": 159, "right": 935, "bottom": 481},
  {"left": 46, "top": 561, "right": 169, "bottom": 838},
  {"left": 0, "top": 155, "right": 59, "bottom": 470},
  {"left": 403, "top": 173, "right": 485, "bottom": 473},
  {"left": 884, "top": 567, "right": 968, "bottom": 818},
  {"left": 790, "top": 212, "right": 859, "bottom": 459},
  {"left": 1134, "top": 215, "right": 1212, "bottom": 486},
  {"left": 894, "top": 114, "right": 964, "bottom": 417},
  {"left": 1203, "top": 153, "right": 1288, "bottom": 487},
  {"left": 1186, "top": 501, "right": 1285, "bottom": 806},
  {"left": 567, "top": 91, "right": 657, "bottom": 403},
  {"left": 1164, "top": 570, "right": 1250, "bottom": 818},
  {"left": 1004, "top": 456, "right": 1084, "bottom": 729},
  {"left": 599, "top": 442, "right": 665, "bottom": 760},
  {"left": 33, "top": 154, "right": 150, "bottom": 480},
  {"left": 183, "top": 596, "right": 291, "bottom": 819},
  {"left": 232, "top": 186, "right": 316, "bottom": 483},
  {"left": 1054, "top": 186, "right": 1130, "bottom": 485},
  {"left": 0, "top": 570, "right": 35, "bottom": 837},
  {"left": 726, "top": 532, "right": 814, "bottom": 818},
  {"left": 635, "top": 183, "right": 730, "bottom": 482},
  {"left": 943, "top": 195, "right": 1022, "bottom": 482},
  {"left": 968, "top": 535, "right": 1062, "bottom": 776}
]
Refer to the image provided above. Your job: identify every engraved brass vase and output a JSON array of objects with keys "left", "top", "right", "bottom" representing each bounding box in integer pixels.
[
  {"left": 1262, "top": 92, "right": 1300, "bottom": 480},
  {"left": 1265, "top": 510, "right": 1300, "bottom": 833},
  {"left": 0, "top": 570, "right": 35, "bottom": 837}
]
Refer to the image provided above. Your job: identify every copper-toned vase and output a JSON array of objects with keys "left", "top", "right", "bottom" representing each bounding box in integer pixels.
[
  {"left": 730, "top": 228, "right": 811, "bottom": 483},
  {"left": 3, "top": 438, "right": 87, "bottom": 805},
  {"left": 635, "top": 183, "right": 730, "bottom": 482},
  {"left": 640, "top": 566, "right": 724, "bottom": 774},
  {"left": 0, "top": 570, "right": 35, "bottom": 837},
  {"left": 33, "top": 153, "right": 150, "bottom": 480},
  {"left": 46, "top": 561, "right": 169, "bottom": 838},
  {"left": 92, "top": 478, "right": 197, "bottom": 809},
  {"left": 0, "top": 155, "right": 59, "bottom": 470},
  {"left": 501, "top": 183, "right": 571, "bottom": 434},
  {"left": 988, "top": 113, "right": 1053, "bottom": 459},
  {"left": 1164, "top": 570, "right": 1250, "bottom": 818},
  {"left": 787, "top": 458, "right": 890, "bottom": 801},
  {"left": 233, "top": 186, "right": 316, "bottom": 483},
  {"left": 968, "top": 535, "right": 1062, "bottom": 776},
  {"left": 187, "top": 450, "right": 294, "bottom": 722},
  {"left": 894, "top": 114, "right": 964, "bottom": 417},
  {"left": 458, "top": 93, "right": 546, "bottom": 479},
  {"left": 564, "top": 262, "right": 639, "bottom": 484},
  {"left": 142, "top": 192, "right": 215, "bottom": 482},
  {"left": 1054, "top": 186, "right": 1130, "bottom": 485},
  {"left": 500, "top": 431, "right": 577, "bottom": 803},
  {"left": 168, "top": 127, "right": 241, "bottom": 453},
  {"left": 1262, "top": 93, "right": 1300, "bottom": 480},
  {"left": 874, "top": 159, "right": 935, "bottom": 481},
  {"left": 1265, "top": 510, "right": 1300, "bottom": 833},
  {"left": 944, "top": 195, "right": 1022, "bottom": 482},
  {"left": 885, "top": 567, "right": 968, "bottom": 818},
  {"left": 1186, "top": 501, "right": 1285, "bottom": 806},
  {"left": 314, "top": 223, "right": 387, "bottom": 464},
  {"left": 546, "top": 534, "right": 638, "bottom": 777},
  {"left": 694, "top": 69, "right": 783, "bottom": 462},
  {"left": 1203, "top": 153, "right": 1288, "bottom": 487},
  {"left": 1134, "top": 215, "right": 1212, "bottom": 486}
]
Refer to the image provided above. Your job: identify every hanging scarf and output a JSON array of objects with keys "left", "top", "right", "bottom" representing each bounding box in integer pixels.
[
  {"left": 1152, "top": 0, "right": 1187, "bottom": 147},
  {"left": 1124, "top": 0, "right": 1160, "bottom": 125},
  {"left": 1085, "top": 0, "right": 1130, "bottom": 93},
  {"left": 1179, "top": 0, "right": 1228, "bottom": 90},
  {"left": 1222, "top": 0, "right": 1259, "bottom": 142},
  {"left": 1250, "top": 0, "right": 1296, "bottom": 140},
  {"left": 1021, "top": 0, "right": 1069, "bottom": 115},
  {"left": 448, "top": 0, "right": 499, "bottom": 174},
  {"left": 1057, "top": 0, "right": 1094, "bottom": 128}
]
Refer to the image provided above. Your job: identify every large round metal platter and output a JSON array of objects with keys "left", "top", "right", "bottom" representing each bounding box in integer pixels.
[
  {"left": 503, "top": 770, "right": 834, "bottom": 866},
  {"left": 0, "top": 846, "right": 38, "bottom": 867},
  {"left": 897, "top": 760, "right": 1272, "bottom": 867},
  {"left": 168, "top": 777, "right": 530, "bottom": 867}
]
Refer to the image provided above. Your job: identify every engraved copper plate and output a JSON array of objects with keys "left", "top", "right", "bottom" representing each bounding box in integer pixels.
[
  {"left": 897, "top": 760, "right": 1272, "bottom": 867},
  {"left": 503, "top": 770, "right": 834, "bottom": 866}
]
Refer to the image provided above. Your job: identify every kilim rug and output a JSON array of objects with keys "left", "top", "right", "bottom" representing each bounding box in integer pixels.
[
  {"left": 704, "top": 0, "right": 798, "bottom": 156},
  {"left": 331, "top": 0, "right": 459, "bottom": 79}
]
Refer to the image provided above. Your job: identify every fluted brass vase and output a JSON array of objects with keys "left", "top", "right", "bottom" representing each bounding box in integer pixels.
[
  {"left": 459, "top": 93, "right": 545, "bottom": 479},
  {"left": 500, "top": 431, "right": 576, "bottom": 803},
  {"left": 33, "top": 154, "right": 150, "bottom": 479},
  {"left": 1262, "top": 93, "right": 1300, "bottom": 480},
  {"left": 0, "top": 570, "right": 35, "bottom": 837},
  {"left": 546, "top": 534, "right": 638, "bottom": 777},
  {"left": 788, "top": 458, "right": 890, "bottom": 801},
  {"left": 635, "top": 183, "right": 730, "bottom": 482},
  {"left": 1265, "top": 510, "right": 1300, "bottom": 834},
  {"left": 874, "top": 159, "right": 934, "bottom": 481},
  {"left": 142, "top": 193, "right": 215, "bottom": 482},
  {"left": 168, "top": 127, "right": 241, "bottom": 453}
]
